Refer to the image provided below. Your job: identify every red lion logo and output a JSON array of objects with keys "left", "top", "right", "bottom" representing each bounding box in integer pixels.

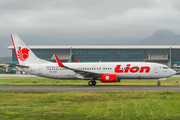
[{"left": 17, "top": 47, "right": 30, "bottom": 61}]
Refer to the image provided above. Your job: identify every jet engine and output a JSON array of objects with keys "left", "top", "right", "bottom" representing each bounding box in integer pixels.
[{"left": 100, "top": 74, "right": 120, "bottom": 82}]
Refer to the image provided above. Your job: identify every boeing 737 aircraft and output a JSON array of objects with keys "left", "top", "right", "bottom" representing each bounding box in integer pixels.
[{"left": 9, "top": 34, "right": 176, "bottom": 86}]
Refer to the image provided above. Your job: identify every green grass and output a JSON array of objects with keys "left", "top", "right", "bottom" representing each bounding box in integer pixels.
[
  {"left": 0, "top": 77, "right": 180, "bottom": 119},
  {"left": 0, "top": 77, "right": 180, "bottom": 85},
  {"left": 0, "top": 91, "right": 180, "bottom": 120}
]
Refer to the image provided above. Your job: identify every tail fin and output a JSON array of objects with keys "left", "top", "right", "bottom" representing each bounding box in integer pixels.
[{"left": 11, "top": 34, "right": 47, "bottom": 65}]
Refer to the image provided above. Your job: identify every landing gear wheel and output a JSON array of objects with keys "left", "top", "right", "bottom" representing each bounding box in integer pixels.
[
  {"left": 92, "top": 81, "right": 96, "bottom": 86},
  {"left": 157, "top": 82, "right": 161, "bottom": 86},
  {"left": 88, "top": 81, "right": 96, "bottom": 86},
  {"left": 88, "top": 81, "right": 93, "bottom": 86}
]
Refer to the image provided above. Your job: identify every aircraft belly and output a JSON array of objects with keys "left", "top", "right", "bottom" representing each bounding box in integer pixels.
[{"left": 117, "top": 73, "right": 137, "bottom": 79}]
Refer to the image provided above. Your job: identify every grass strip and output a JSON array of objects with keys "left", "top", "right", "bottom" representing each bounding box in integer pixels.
[
  {"left": 0, "top": 91, "right": 180, "bottom": 120},
  {"left": 0, "top": 77, "right": 180, "bottom": 85}
]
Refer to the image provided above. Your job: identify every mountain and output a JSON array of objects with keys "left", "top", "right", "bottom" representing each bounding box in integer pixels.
[
  {"left": 0, "top": 57, "right": 12, "bottom": 64},
  {"left": 137, "top": 29, "right": 180, "bottom": 45}
]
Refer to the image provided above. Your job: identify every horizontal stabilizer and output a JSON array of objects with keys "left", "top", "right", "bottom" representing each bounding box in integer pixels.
[{"left": 6, "top": 63, "right": 29, "bottom": 68}]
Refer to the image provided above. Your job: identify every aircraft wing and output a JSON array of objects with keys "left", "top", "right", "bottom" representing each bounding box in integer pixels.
[
  {"left": 70, "top": 68, "right": 101, "bottom": 79},
  {"left": 54, "top": 55, "right": 101, "bottom": 79},
  {"left": 6, "top": 63, "right": 29, "bottom": 68}
]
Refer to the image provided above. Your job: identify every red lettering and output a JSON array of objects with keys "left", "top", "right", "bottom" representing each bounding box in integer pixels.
[
  {"left": 124, "top": 64, "right": 130, "bottom": 73},
  {"left": 115, "top": 65, "right": 123, "bottom": 73},
  {"left": 139, "top": 66, "right": 150, "bottom": 73},
  {"left": 115, "top": 64, "right": 150, "bottom": 73},
  {"left": 130, "top": 66, "right": 139, "bottom": 73}
]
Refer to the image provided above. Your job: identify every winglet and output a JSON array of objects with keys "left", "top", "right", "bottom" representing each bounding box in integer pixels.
[
  {"left": 54, "top": 55, "right": 65, "bottom": 67},
  {"left": 76, "top": 59, "right": 80, "bottom": 63}
]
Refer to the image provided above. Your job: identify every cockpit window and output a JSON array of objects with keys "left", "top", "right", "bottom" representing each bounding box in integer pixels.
[{"left": 163, "top": 67, "right": 168, "bottom": 69}]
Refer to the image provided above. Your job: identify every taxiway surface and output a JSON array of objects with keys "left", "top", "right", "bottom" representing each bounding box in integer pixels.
[{"left": 0, "top": 85, "right": 180, "bottom": 91}]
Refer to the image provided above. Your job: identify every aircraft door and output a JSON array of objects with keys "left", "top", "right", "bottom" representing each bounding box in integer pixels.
[{"left": 154, "top": 65, "right": 158, "bottom": 73}]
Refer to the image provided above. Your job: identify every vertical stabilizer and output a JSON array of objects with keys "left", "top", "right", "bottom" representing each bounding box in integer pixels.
[{"left": 11, "top": 34, "right": 48, "bottom": 65}]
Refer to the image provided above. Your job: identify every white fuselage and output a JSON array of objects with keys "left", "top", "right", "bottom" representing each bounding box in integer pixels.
[{"left": 18, "top": 62, "right": 176, "bottom": 80}]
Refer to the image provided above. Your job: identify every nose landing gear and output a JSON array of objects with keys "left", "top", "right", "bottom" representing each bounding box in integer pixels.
[
  {"left": 88, "top": 80, "right": 96, "bottom": 86},
  {"left": 157, "top": 81, "right": 161, "bottom": 86}
]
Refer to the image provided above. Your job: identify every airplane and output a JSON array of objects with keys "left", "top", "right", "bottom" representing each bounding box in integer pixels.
[{"left": 9, "top": 34, "right": 176, "bottom": 86}]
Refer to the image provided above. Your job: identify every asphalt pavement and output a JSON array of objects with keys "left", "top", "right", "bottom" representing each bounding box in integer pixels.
[{"left": 0, "top": 85, "right": 179, "bottom": 91}]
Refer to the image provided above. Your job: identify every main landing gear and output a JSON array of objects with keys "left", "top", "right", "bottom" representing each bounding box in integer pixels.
[{"left": 88, "top": 80, "right": 96, "bottom": 86}]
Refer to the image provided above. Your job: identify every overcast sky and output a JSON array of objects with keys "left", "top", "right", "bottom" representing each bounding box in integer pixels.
[{"left": 1, "top": 0, "right": 180, "bottom": 57}]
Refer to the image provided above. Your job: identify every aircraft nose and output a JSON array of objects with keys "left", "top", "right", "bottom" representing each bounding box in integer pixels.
[{"left": 170, "top": 69, "right": 177, "bottom": 75}]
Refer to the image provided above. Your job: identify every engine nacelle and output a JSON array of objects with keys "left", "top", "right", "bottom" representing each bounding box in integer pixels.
[{"left": 100, "top": 74, "right": 120, "bottom": 82}]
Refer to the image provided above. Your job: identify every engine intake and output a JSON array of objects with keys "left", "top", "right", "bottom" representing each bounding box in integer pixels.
[{"left": 100, "top": 74, "right": 120, "bottom": 82}]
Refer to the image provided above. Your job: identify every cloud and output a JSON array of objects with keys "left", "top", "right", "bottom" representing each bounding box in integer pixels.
[{"left": 0, "top": 0, "right": 180, "bottom": 57}]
